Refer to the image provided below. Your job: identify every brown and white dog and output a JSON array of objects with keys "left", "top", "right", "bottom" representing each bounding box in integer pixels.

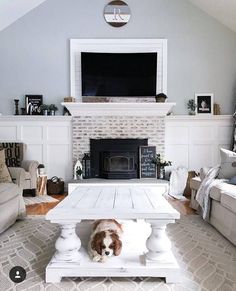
[{"left": 88, "top": 219, "right": 123, "bottom": 263}]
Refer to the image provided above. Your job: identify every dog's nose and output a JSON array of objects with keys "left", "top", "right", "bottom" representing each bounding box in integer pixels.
[{"left": 105, "top": 251, "right": 110, "bottom": 256}]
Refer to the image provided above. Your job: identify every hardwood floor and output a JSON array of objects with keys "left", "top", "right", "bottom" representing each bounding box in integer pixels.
[
  {"left": 26, "top": 194, "right": 66, "bottom": 216},
  {"left": 26, "top": 193, "right": 196, "bottom": 216}
]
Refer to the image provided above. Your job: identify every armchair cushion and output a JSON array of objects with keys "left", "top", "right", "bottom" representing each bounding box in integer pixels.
[
  {"left": 0, "top": 183, "right": 20, "bottom": 204},
  {"left": 8, "top": 167, "right": 26, "bottom": 189},
  {"left": 21, "top": 160, "right": 39, "bottom": 189},
  {"left": 0, "top": 150, "right": 12, "bottom": 183}
]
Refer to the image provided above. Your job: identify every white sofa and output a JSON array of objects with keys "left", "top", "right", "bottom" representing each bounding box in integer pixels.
[
  {"left": 0, "top": 168, "right": 26, "bottom": 233},
  {"left": 190, "top": 177, "right": 236, "bottom": 246}
]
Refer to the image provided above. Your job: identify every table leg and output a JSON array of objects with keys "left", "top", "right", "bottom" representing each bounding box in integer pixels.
[
  {"left": 145, "top": 220, "right": 173, "bottom": 262},
  {"left": 54, "top": 222, "right": 81, "bottom": 262}
]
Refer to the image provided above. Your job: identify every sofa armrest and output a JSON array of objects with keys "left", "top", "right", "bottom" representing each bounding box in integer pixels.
[
  {"left": 8, "top": 167, "right": 26, "bottom": 189},
  {"left": 21, "top": 160, "right": 39, "bottom": 189}
]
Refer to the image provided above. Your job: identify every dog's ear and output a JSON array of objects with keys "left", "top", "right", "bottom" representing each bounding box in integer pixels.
[
  {"left": 91, "top": 231, "right": 105, "bottom": 255},
  {"left": 111, "top": 232, "right": 122, "bottom": 256},
  {"left": 114, "top": 238, "right": 122, "bottom": 256}
]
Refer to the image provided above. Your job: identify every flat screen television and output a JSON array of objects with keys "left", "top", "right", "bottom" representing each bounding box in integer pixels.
[{"left": 81, "top": 52, "right": 157, "bottom": 97}]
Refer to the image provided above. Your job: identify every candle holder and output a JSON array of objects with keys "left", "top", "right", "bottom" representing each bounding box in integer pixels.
[{"left": 14, "top": 99, "right": 20, "bottom": 115}]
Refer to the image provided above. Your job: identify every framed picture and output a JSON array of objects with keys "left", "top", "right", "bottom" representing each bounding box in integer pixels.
[
  {"left": 25, "top": 95, "right": 43, "bottom": 115},
  {"left": 195, "top": 93, "right": 214, "bottom": 115}
]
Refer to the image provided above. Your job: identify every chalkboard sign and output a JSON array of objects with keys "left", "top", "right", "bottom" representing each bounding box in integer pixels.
[{"left": 139, "top": 146, "right": 156, "bottom": 178}]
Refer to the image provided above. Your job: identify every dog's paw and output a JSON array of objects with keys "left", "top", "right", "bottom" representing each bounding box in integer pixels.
[
  {"left": 92, "top": 255, "right": 101, "bottom": 262},
  {"left": 99, "top": 256, "right": 107, "bottom": 263}
]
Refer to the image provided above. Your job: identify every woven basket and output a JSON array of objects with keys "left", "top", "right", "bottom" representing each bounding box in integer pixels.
[{"left": 47, "top": 177, "right": 64, "bottom": 195}]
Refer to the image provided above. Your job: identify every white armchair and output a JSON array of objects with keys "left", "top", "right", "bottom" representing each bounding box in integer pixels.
[
  {"left": 0, "top": 142, "right": 39, "bottom": 196},
  {"left": 9, "top": 160, "right": 39, "bottom": 196}
]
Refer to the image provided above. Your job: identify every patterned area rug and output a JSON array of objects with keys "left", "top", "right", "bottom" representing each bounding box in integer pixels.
[
  {"left": 0, "top": 215, "right": 235, "bottom": 291},
  {"left": 24, "top": 196, "right": 59, "bottom": 206}
]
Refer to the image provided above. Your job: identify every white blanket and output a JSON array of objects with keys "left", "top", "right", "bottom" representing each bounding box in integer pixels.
[
  {"left": 196, "top": 166, "right": 223, "bottom": 220},
  {"left": 169, "top": 167, "right": 188, "bottom": 200}
]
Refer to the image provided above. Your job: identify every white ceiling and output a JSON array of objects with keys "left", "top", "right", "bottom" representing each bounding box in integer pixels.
[
  {"left": 0, "top": 0, "right": 236, "bottom": 33},
  {"left": 0, "top": 0, "right": 47, "bottom": 32},
  {"left": 188, "top": 0, "right": 236, "bottom": 32}
]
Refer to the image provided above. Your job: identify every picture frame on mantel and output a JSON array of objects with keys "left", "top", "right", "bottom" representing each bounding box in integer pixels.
[
  {"left": 25, "top": 95, "right": 43, "bottom": 115},
  {"left": 195, "top": 93, "right": 214, "bottom": 115}
]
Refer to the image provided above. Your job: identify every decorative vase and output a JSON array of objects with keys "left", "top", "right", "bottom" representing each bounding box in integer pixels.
[{"left": 157, "top": 165, "right": 165, "bottom": 180}]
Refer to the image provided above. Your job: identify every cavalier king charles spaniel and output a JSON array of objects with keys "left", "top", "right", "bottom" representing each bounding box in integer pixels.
[{"left": 88, "top": 219, "right": 123, "bottom": 263}]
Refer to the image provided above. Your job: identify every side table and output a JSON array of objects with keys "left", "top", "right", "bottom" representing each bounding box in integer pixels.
[{"left": 37, "top": 174, "right": 48, "bottom": 195}]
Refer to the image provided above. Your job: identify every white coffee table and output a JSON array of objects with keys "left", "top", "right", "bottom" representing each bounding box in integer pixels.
[{"left": 45, "top": 181, "right": 180, "bottom": 283}]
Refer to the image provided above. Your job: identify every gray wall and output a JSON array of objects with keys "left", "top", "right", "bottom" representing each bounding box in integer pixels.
[{"left": 0, "top": 0, "right": 236, "bottom": 115}]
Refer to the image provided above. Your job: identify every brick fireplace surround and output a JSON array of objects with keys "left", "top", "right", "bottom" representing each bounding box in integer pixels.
[
  {"left": 73, "top": 115, "right": 165, "bottom": 163},
  {"left": 64, "top": 102, "right": 176, "bottom": 165}
]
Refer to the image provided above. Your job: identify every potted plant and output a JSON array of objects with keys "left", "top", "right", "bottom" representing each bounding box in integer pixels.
[
  {"left": 187, "top": 99, "right": 196, "bottom": 115},
  {"left": 76, "top": 166, "right": 83, "bottom": 180},
  {"left": 153, "top": 153, "right": 172, "bottom": 179},
  {"left": 40, "top": 104, "right": 49, "bottom": 115},
  {"left": 49, "top": 104, "right": 58, "bottom": 116}
]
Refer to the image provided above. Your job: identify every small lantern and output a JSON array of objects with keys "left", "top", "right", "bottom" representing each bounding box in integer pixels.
[
  {"left": 82, "top": 153, "right": 91, "bottom": 179},
  {"left": 37, "top": 164, "right": 45, "bottom": 175}
]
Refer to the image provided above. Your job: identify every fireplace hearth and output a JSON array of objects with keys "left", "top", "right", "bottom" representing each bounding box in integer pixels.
[{"left": 90, "top": 139, "right": 148, "bottom": 179}]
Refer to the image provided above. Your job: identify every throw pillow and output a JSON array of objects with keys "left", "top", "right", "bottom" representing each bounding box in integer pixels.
[
  {"left": 228, "top": 176, "right": 236, "bottom": 185},
  {"left": 0, "top": 143, "right": 24, "bottom": 167},
  {"left": 219, "top": 148, "right": 236, "bottom": 179},
  {"left": 0, "top": 149, "right": 12, "bottom": 183}
]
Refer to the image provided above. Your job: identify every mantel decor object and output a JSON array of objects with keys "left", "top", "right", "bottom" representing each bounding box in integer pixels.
[
  {"left": 104, "top": 0, "right": 131, "bottom": 27},
  {"left": 155, "top": 93, "right": 167, "bottom": 103},
  {"left": 14, "top": 99, "right": 19, "bottom": 115},
  {"left": 25, "top": 95, "right": 43, "bottom": 115}
]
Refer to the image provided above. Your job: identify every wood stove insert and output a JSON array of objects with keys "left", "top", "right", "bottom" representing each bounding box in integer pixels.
[{"left": 90, "top": 139, "right": 148, "bottom": 179}]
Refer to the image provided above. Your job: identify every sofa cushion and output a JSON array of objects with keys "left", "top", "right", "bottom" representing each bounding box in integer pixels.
[
  {"left": 219, "top": 148, "right": 236, "bottom": 179},
  {"left": 0, "top": 150, "right": 12, "bottom": 183},
  {"left": 228, "top": 176, "right": 236, "bottom": 185},
  {"left": 221, "top": 191, "right": 236, "bottom": 215},
  {"left": 190, "top": 177, "right": 234, "bottom": 202},
  {"left": 0, "top": 183, "right": 20, "bottom": 204}
]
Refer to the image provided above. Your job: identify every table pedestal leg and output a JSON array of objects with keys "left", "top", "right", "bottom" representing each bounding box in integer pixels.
[
  {"left": 145, "top": 220, "right": 179, "bottom": 283},
  {"left": 145, "top": 220, "right": 173, "bottom": 262},
  {"left": 46, "top": 222, "right": 81, "bottom": 283},
  {"left": 54, "top": 223, "right": 81, "bottom": 262}
]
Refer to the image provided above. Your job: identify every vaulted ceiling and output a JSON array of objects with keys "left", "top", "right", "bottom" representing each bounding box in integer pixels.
[
  {"left": 0, "top": 0, "right": 47, "bottom": 32},
  {"left": 0, "top": 0, "right": 236, "bottom": 33},
  {"left": 188, "top": 0, "right": 236, "bottom": 33}
]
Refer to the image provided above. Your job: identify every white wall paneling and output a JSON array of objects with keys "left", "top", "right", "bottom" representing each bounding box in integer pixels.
[
  {"left": 0, "top": 115, "right": 233, "bottom": 182},
  {"left": 165, "top": 115, "right": 233, "bottom": 171},
  {"left": 0, "top": 116, "right": 72, "bottom": 182}
]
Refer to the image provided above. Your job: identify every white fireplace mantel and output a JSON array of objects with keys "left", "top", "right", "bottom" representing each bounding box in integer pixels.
[{"left": 62, "top": 102, "right": 176, "bottom": 116}]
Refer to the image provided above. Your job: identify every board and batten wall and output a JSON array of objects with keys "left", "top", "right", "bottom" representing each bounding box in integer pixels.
[
  {"left": 0, "top": 0, "right": 236, "bottom": 115},
  {"left": 165, "top": 115, "right": 233, "bottom": 171},
  {"left": 0, "top": 116, "right": 73, "bottom": 182},
  {"left": 0, "top": 115, "right": 233, "bottom": 182}
]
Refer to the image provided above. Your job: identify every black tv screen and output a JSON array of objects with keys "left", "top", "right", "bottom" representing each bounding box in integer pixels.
[{"left": 81, "top": 52, "right": 157, "bottom": 97}]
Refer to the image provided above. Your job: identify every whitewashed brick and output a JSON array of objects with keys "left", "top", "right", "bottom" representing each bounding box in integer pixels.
[{"left": 72, "top": 116, "right": 165, "bottom": 163}]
